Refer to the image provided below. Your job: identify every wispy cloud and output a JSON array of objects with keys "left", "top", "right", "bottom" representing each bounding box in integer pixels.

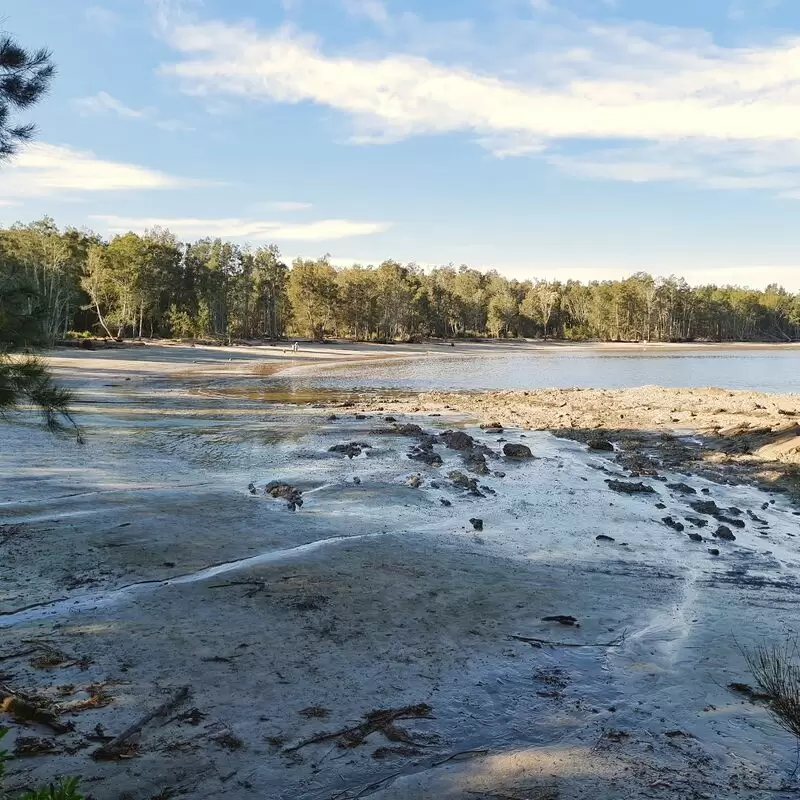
[
  {"left": 268, "top": 201, "right": 313, "bottom": 211},
  {"left": 155, "top": 5, "right": 800, "bottom": 196},
  {"left": 73, "top": 91, "right": 194, "bottom": 132},
  {"left": 74, "top": 91, "right": 151, "bottom": 119},
  {"left": 84, "top": 5, "right": 121, "bottom": 33},
  {"left": 0, "top": 143, "right": 192, "bottom": 201},
  {"left": 91, "top": 214, "right": 391, "bottom": 240}
]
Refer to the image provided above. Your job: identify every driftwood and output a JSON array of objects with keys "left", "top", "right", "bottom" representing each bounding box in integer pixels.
[
  {"left": 510, "top": 632, "right": 626, "bottom": 649},
  {"left": 92, "top": 686, "right": 190, "bottom": 760},
  {"left": 285, "top": 704, "right": 433, "bottom": 753},
  {"left": 0, "top": 683, "right": 72, "bottom": 734}
]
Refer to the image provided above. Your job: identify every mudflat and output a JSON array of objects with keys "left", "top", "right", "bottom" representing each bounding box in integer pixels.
[{"left": 1, "top": 343, "right": 799, "bottom": 800}]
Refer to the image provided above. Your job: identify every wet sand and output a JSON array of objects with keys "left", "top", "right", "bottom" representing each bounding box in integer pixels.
[{"left": 1, "top": 344, "right": 800, "bottom": 799}]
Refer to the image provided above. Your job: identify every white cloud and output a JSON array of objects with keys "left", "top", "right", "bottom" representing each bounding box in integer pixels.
[
  {"left": 0, "top": 143, "right": 190, "bottom": 200},
  {"left": 75, "top": 91, "right": 151, "bottom": 119},
  {"left": 90, "top": 215, "right": 391, "bottom": 241},
  {"left": 156, "top": 9, "right": 800, "bottom": 195},
  {"left": 84, "top": 6, "right": 121, "bottom": 32}
]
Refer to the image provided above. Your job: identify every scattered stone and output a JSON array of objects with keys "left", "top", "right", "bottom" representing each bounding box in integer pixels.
[
  {"left": 662, "top": 516, "right": 685, "bottom": 532},
  {"left": 265, "top": 482, "right": 303, "bottom": 511},
  {"left": 353, "top": 477, "right": 361, "bottom": 485},
  {"left": 686, "top": 516, "right": 708, "bottom": 528},
  {"left": 464, "top": 451, "right": 489, "bottom": 475},
  {"left": 469, "top": 518, "right": 484, "bottom": 531},
  {"left": 728, "top": 506, "right": 743, "bottom": 516},
  {"left": 163, "top": 561, "right": 176, "bottom": 567},
  {"left": 440, "top": 498, "right": 452, "bottom": 507},
  {"left": 384, "top": 416, "right": 397, "bottom": 423},
  {"left": 503, "top": 443, "right": 533, "bottom": 459},
  {"left": 747, "top": 510, "right": 768, "bottom": 524},
  {"left": 448, "top": 470, "right": 484, "bottom": 496},
  {"left": 354, "top": 414, "right": 367, "bottom": 420},
  {"left": 440, "top": 430, "right": 475, "bottom": 451},
  {"left": 329, "top": 442, "right": 371, "bottom": 458},
  {"left": 480, "top": 422, "right": 504, "bottom": 431},
  {"left": 655, "top": 502, "right": 666, "bottom": 510},
  {"left": 690, "top": 500, "right": 719, "bottom": 515},
  {"left": 394, "top": 423, "right": 423, "bottom": 436},
  {"left": 596, "top": 534, "right": 615, "bottom": 542},
  {"left": 667, "top": 482, "right": 696, "bottom": 495},
  {"left": 247, "top": 483, "right": 257, "bottom": 495},
  {"left": 605, "top": 479, "right": 656, "bottom": 495},
  {"left": 587, "top": 439, "right": 614, "bottom": 451},
  {"left": 713, "top": 525, "right": 736, "bottom": 541},
  {"left": 494, "top": 471, "right": 506, "bottom": 478},
  {"left": 406, "top": 474, "right": 423, "bottom": 488},
  {"left": 708, "top": 548, "right": 720, "bottom": 556},
  {"left": 430, "top": 481, "right": 440, "bottom": 489},
  {"left": 408, "top": 447, "right": 443, "bottom": 467},
  {"left": 700, "top": 488, "right": 711, "bottom": 495},
  {"left": 327, "top": 414, "right": 339, "bottom": 422},
  {"left": 687, "top": 533, "right": 703, "bottom": 542},
  {"left": 716, "top": 514, "right": 746, "bottom": 528},
  {"left": 542, "top": 615, "right": 579, "bottom": 626}
]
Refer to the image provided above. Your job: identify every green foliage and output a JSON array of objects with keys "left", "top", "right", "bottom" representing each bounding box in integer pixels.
[{"left": 1, "top": 217, "right": 800, "bottom": 345}]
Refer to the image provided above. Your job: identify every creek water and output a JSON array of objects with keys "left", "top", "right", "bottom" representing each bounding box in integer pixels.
[{"left": 276, "top": 347, "right": 800, "bottom": 394}]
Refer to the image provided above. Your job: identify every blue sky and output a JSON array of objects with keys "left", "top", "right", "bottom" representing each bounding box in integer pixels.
[{"left": 3, "top": 0, "right": 800, "bottom": 288}]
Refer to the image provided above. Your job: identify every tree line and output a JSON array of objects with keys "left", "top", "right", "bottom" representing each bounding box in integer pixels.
[{"left": 2, "top": 217, "right": 800, "bottom": 346}]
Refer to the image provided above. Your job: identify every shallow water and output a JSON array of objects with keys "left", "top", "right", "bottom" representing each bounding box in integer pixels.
[{"left": 278, "top": 348, "right": 800, "bottom": 393}]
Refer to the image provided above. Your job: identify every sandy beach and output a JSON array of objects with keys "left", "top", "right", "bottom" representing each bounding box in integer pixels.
[{"left": 2, "top": 342, "right": 800, "bottom": 799}]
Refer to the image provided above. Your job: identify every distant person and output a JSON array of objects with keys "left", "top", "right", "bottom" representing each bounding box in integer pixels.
[{"left": 293, "top": 341, "right": 299, "bottom": 353}]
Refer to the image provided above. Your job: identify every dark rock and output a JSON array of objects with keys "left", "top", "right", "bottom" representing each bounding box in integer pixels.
[
  {"left": 384, "top": 416, "right": 397, "bottom": 423},
  {"left": 605, "top": 479, "right": 656, "bottom": 494},
  {"left": 393, "top": 423, "right": 424, "bottom": 435},
  {"left": 327, "top": 414, "right": 339, "bottom": 421},
  {"left": 469, "top": 518, "right": 484, "bottom": 531},
  {"left": 713, "top": 525, "right": 736, "bottom": 541},
  {"left": 440, "top": 498, "right": 452, "bottom": 507},
  {"left": 163, "top": 561, "right": 176, "bottom": 567},
  {"left": 662, "top": 516, "right": 685, "bottom": 532},
  {"left": 480, "top": 422, "right": 504, "bottom": 430},
  {"left": 265, "top": 481, "right": 303, "bottom": 511},
  {"left": 690, "top": 500, "right": 719, "bottom": 515},
  {"left": 596, "top": 534, "right": 615, "bottom": 542},
  {"left": 353, "top": 477, "right": 361, "bottom": 484},
  {"left": 408, "top": 448, "right": 443, "bottom": 467},
  {"left": 430, "top": 481, "right": 440, "bottom": 489},
  {"left": 503, "top": 443, "right": 533, "bottom": 459},
  {"left": 686, "top": 516, "right": 708, "bottom": 528},
  {"left": 667, "top": 482, "right": 696, "bottom": 495},
  {"left": 448, "top": 470, "right": 484, "bottom": 496},
  {"left": 464, "top": 451, "right": 489, "bottom": 475},
  {"left": 747, "top": 510, "right": 768, "bottom": 524},
  {"left": 687, "top": 532, "right": 703, "bottom": 542},
  {"left": 247, "top": 482, "right": 257, "bottom": 495},
  {"left": 700, "top": 488, "right": 711, "bottom": 495},
  {"left": 329, "top": 442, "right": 371, "bottom": 458},
  {"left": 715, "top": 514, "right": 745, "bottom": 528},
  {"left": 542, "top": 615, "right": 579, "bottom": 626},
  {"left": 494, "top": 471, "right": 506, "bottom": 478},
  {"left": 728, "top": 506, "right": 743, "bottom": 516},
  {"left": 655, "top": 502, "right": 666, "bottom": 510},
  {"left": 440, "top": 430, "right": 475, "bottom": 451},
  {"left": 708, "top": 548, "right": 720, "bottom": 556},
  {"left": 354, "top": 414, "right": 367, "bottom": 420},
  {"left": 587, "top": 439, "right": 614, "bottom": 451}
]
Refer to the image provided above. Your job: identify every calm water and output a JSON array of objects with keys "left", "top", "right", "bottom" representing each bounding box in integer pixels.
[{"left": 283, "top": 349, "right": 800, "bottom": 394}]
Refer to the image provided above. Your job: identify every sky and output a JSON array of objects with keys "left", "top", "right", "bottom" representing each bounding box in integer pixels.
[{"left": 3, "top": 0, "right": 800, "bottom": 289}]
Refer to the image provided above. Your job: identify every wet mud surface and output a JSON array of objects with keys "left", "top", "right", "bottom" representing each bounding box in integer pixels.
[{"left": 1, "top": 349, "right": 800, "bottom": 799}]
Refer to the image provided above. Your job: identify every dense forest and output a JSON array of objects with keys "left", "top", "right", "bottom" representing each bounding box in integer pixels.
[{"left": 2, "top": 217, "right": 800, "bottom": 346}]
